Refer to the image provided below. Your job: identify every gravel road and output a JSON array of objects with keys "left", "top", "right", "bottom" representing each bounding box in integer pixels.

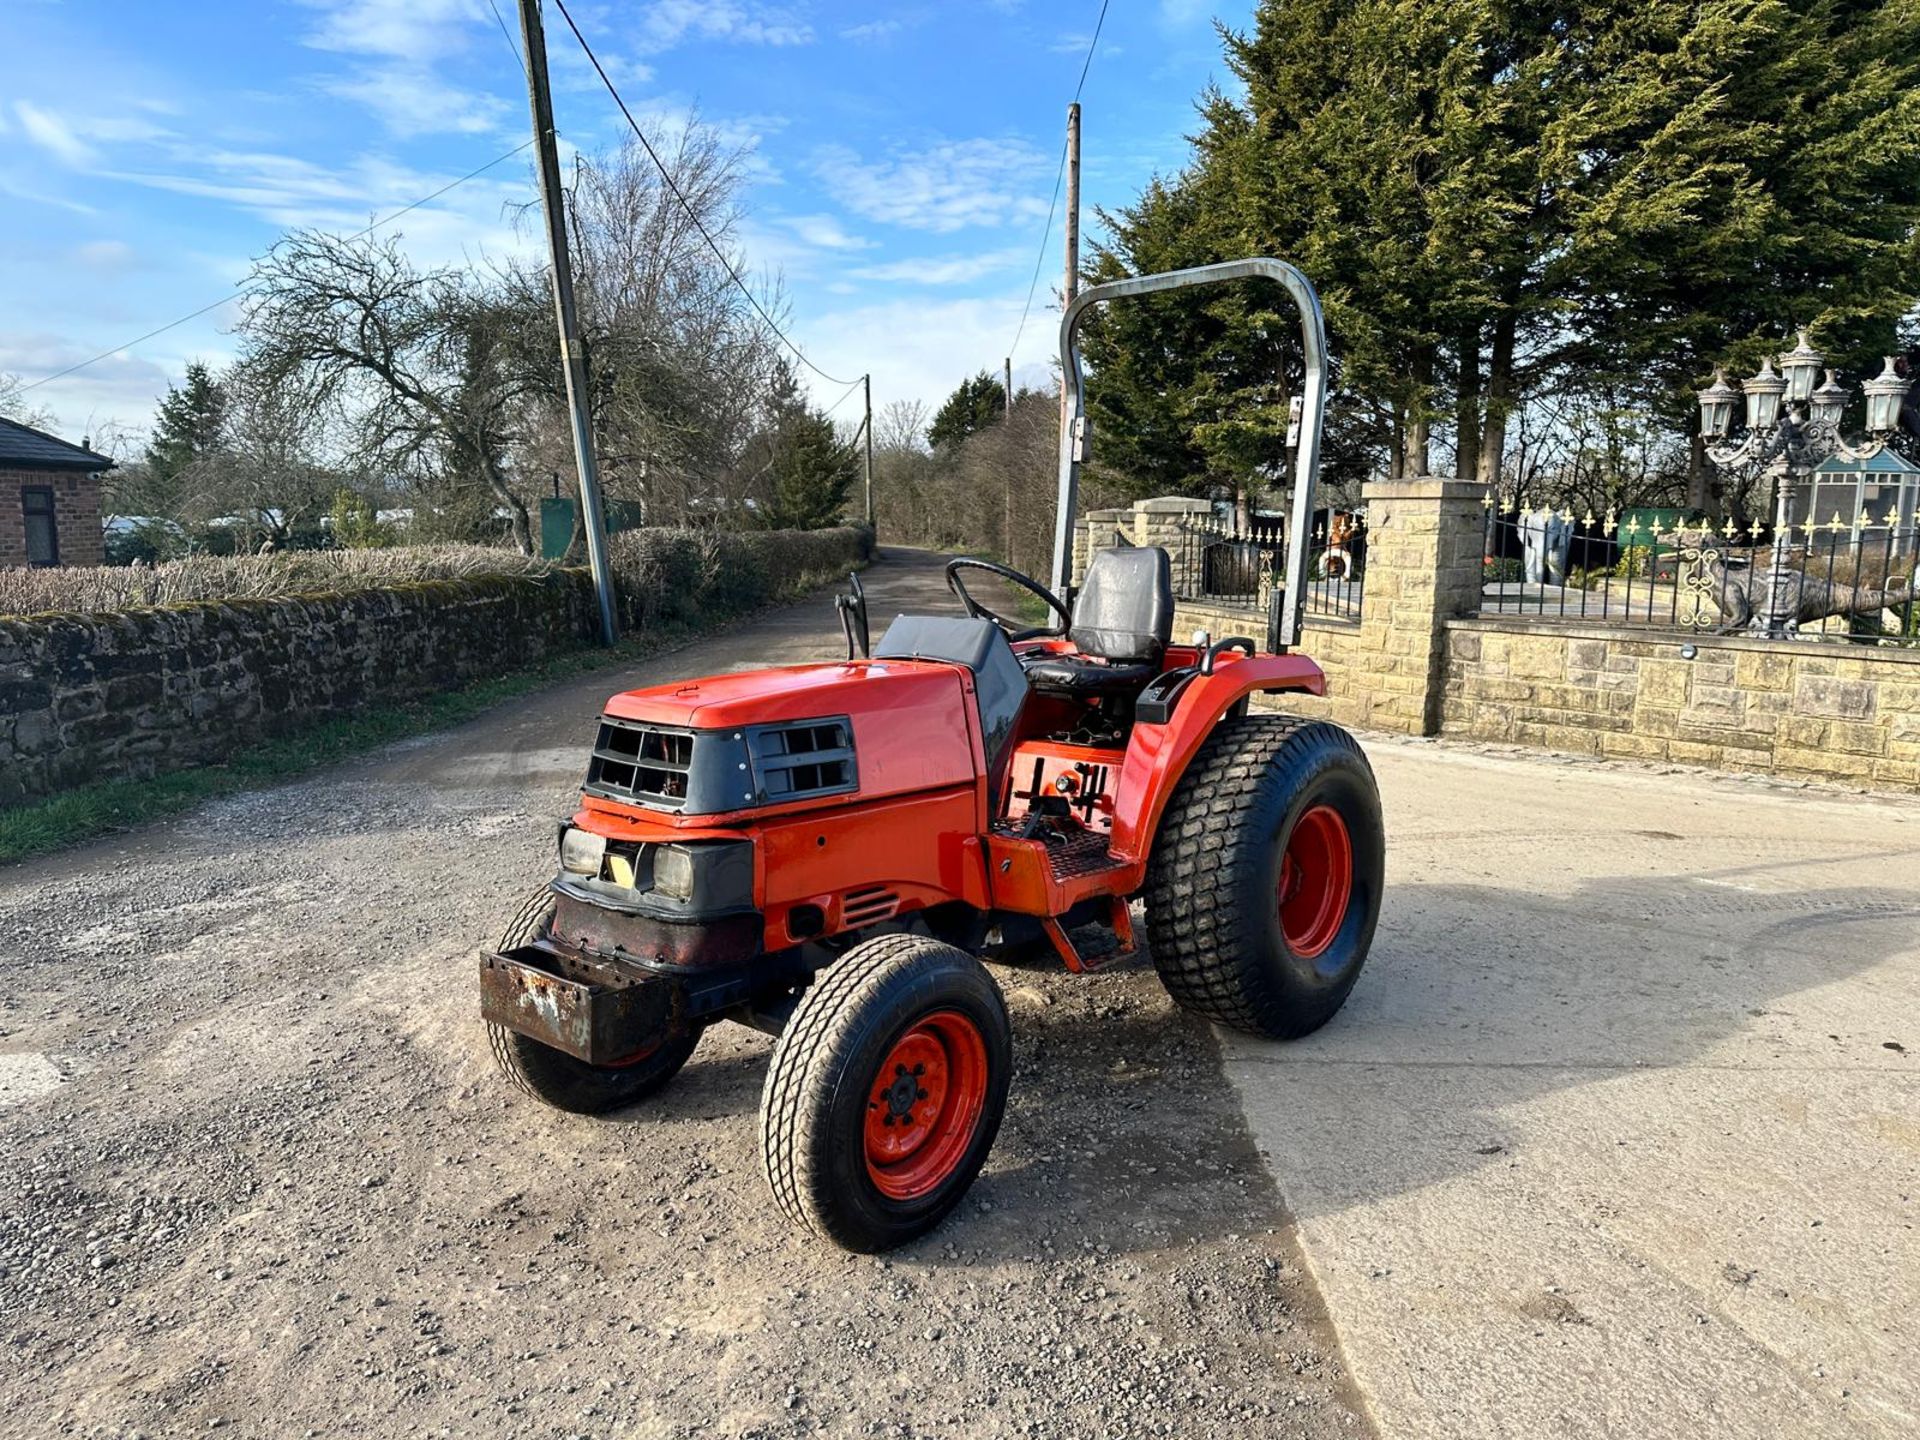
[{"left": 0, "top": 549, "right": 1369, "bottom": 1440}]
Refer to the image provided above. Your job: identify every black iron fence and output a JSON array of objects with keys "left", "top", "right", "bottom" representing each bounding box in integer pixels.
[
  {"left": 1482, "top": 507, "right": 1919, "bottom": 644},
  {"left": 1171, "top": 511, "right": 1366, "bottom": 621}
]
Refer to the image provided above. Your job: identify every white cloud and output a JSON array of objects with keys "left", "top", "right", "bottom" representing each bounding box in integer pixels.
[
  {"left": 15, "top": 101, "right": 97, "bottom": 167},
  {"left": 300, "top": 0, "right": 486, "bottom": 62},
  {"left": 0, "top": 174, "right": 99, "bottom": 216},
  {"left": 73, "top": 240, "right": 139, "bottom": 271},
  {"left": 321, "top": 67, "right": 510, "bottom": 137},
  {"left": 850, "top": 248, "right": 1029, "bottom": 285},
  {"left": 297, "top": 0, "right": 515, "bottom": 137},
  {"left": 633, "top": 0, "right": 814, "bottom": 54},
  {"left": 841, "top": 19, "right": 901, "bottom": 42},
  {"left": 812, "top": 138, "right": 1052, "bottom": 234},
  {"left": 99, "top": 147, "right": 536, "bottom": 270},
  {"left": 783, "top": 213, "right": 873, "bottom": 251}
]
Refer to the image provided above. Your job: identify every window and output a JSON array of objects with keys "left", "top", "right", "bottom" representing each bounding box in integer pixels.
[{"left": 22, "top": 486, "right": 59, "bottom": 566}]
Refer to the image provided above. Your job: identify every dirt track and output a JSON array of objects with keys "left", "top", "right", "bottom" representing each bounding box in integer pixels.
[{"left": 0, "top": 549, "right": 1367, "bottom": 1440}]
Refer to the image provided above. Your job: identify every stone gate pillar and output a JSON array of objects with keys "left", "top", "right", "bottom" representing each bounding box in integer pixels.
[{"left": 1346, "top": 477, "right": 1485, "bottom": 734}]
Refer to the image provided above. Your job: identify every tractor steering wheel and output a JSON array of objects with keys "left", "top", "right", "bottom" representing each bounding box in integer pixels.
[{"left": 944, "top": 558, "right": 1071, "bottom": 642}]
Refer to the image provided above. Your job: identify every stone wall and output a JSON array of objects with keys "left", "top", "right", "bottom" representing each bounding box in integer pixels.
[
  {"left": 1169, "top": 478, "right": 1483, "bottom": 735},
  {"left": 1, "top": 573, "right": 595, "bottom": 806},
  {"left": 1134, "top": 478, "right": 1920, "bottom": 794},
  {"left": 1072, "top": 496, "right": 1213, "bottom": 594},
  {"left": 1441, "top": 618, "right": 1920, "bottom": 790}
]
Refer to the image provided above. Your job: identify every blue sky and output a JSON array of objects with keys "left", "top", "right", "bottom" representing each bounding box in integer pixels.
[{"left": 2, "top": 0, "right": 1251, "bottom": 446}]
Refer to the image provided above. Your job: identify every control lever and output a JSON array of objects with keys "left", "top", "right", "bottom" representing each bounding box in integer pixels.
[{"left": 834, "top": 572, "right": 871, "bottom": 660}]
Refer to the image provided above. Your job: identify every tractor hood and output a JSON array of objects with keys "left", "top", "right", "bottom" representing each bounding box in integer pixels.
[{"left": 586, "top": 659, "right": 981, "bottom": 817}]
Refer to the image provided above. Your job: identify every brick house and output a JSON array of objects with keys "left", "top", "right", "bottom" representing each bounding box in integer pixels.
[{"left": 1, "top": 418, "right": 111, "bottom": 568}]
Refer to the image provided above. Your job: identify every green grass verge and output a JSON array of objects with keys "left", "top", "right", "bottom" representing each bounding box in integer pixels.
[{"left": 0, "top": 617, "right": 721, "bottom": 866}]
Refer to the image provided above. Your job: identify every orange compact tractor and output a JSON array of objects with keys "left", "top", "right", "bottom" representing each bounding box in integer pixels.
[{"left": 481, "top": 259, "right": 1384, "bottom": 1251}]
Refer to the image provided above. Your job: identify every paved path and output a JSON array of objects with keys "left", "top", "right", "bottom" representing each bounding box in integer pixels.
[{"left": 1226, "top": 739, "right": 1920, "bottom": 1438}]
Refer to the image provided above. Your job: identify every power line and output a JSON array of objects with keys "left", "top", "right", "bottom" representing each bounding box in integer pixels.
[
  {"left": 1006, "top": 0, "right": 1112, "bottom": 362},
  {"left": 821, "top": 375, "right": 866, "bottom": 420},
  {"left": 548, "top": 0, "right": 860, "bottom": 389},
  {"left": 484, "top": 0, "right": 526, "bottom": 71},
  {"left": 1073, "top": 0, "right": 1112, "bottom": 102},
  {"left": 21, "top": 139, "right": 536, "bottom": 394}
]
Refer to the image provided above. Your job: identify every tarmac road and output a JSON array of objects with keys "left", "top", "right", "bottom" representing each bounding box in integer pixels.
[{"left": 0, "top": 549, "right": 1367, "bottom": 1440}]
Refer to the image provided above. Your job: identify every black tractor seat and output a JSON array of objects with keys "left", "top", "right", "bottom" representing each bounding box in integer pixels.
[{"left": 1021, "top": 546, "right": 1173, "bottom": 701}]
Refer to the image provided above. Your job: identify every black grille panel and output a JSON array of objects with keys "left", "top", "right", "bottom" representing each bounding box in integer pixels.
[
  {"left": 582, "top": 714, "right": 856, "bottom": 813},
  {"left": 748, "top": 719, "right": 857, "bottom": 802},
  {"left": 585, "top": 719, "right": 699, "bottom": 809}
]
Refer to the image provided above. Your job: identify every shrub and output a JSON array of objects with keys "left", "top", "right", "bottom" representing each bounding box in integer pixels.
[
  {"left": 0, "top": 544, "right": 554, "bottom": 616},
  {"left": 1, "top": 525, "right": 872, "bottom": 623}
]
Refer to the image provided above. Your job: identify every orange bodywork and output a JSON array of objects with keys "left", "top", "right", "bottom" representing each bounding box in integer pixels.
[{"left": 569, "top": 644, "right": 1326, "bottom": 954}]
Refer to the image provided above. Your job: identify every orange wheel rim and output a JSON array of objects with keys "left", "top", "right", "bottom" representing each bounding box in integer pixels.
[
  {"left": 1278, "top": 804, "right": 1353, "bottom": 960},
  {"left": 863, "top": 1010, "right": 990, "bottom": 1201}
]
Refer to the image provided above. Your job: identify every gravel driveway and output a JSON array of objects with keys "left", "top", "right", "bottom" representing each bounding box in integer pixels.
[{"left": 0, "top": 549, "right": 1368, "bottom": 1440}]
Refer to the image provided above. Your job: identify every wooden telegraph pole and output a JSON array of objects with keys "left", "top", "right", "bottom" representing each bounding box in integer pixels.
[
  {"left": 862, "top": 373, "right": 874, "bottom": 529},
  {"left": 517, "top": 0, "right": 617, "bottom": 644},
  {"left": 1003, "top": 356, "right": 1015, "bottom": 564},
  {"left": 1060, "top": 102, "right": 1081, "bottom": 449}
]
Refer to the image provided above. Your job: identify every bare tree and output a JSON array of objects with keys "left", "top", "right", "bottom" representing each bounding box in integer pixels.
[
  {"left": 0, "top": 372, "right": 57, "bottom": 431},
  {"left": 510, "top": 119, "right": 783, "bottom": 526},
  {"left": 238, "top": 231, "right": 546, "bottom": 552}
]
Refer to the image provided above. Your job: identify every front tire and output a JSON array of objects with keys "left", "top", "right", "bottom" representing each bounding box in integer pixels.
[
  {"left": 760, "top": 934, "right": 1011, "bottom": 1252},
  {"left": 485, "top": 885, "right": 699, "bottom": 1115},
  {"left": 1145, "top": 716, "right": 1384, "bottom": 1039}
]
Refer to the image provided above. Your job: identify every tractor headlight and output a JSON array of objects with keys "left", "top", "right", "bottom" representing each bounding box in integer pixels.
[
  {"left": 559, "top": 826, "right": 608, "bottom": 877},
  {"left": 653, "top": 844, "right": 695, "bottom": 899}
]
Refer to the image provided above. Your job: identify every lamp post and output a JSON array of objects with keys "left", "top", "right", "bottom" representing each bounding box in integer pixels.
[{"left": 1697, "top": 332, "right": 1914, "bottom": 637}]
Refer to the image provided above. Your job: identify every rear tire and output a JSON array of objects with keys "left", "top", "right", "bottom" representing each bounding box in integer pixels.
[
  {"left": 486, "top": 886, "right": 699, "bottom": 1115},
  {"left": 1145, "top": 716, "right": 1383, "bottom": 1039},
  {"left": 760, "top": 934, "right": 1011, "bottom": 1252}
]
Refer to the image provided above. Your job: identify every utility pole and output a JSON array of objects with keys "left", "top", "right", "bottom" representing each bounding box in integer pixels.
[
  {"left": 862, "top": 374, "right": 874, "bottom": 530},
  {"left": 1003, "top": 356, "right": 1015, "bottom": 565},
  {"left": 518, "top": 0, "right": 617, "bottom": 645},
  {"left": 1060, "top": 101, "right": 1082, "bottom": 451}
]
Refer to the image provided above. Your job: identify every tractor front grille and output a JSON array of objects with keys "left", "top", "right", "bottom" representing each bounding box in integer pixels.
[
  {"left": 585, "top": 719, "right": 698, "bottom": 809},
  {"left": 583, "top": 714, "right": 858, "bottom": 814}
]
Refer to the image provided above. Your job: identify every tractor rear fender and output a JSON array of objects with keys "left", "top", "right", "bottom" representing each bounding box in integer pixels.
[{"left": 1106, "top": 653, "right": 1326, "bottom": 869}]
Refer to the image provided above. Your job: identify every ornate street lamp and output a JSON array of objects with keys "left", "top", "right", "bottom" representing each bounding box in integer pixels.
[
  {"left": 1696, "top": 336, "right": 1917, "bottom": 637},
  {"left": 1809, "top": 369, "right": 1850, "bottom": 429},
  {"left": 1742, "top": 358, "right": 1787, "bottom": 432},
  {"left": 1779, "top": 329, "right": 1823, "bottom": 406},
  {"left": 1698, "top": 369, "right": 1740, "bottom": 440},
  {"left": 1864, "top": 356, "right": 1911, "bottom": 436}
]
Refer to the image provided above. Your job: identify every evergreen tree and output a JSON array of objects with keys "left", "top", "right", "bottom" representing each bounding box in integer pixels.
[
  {"left": 146, "top": 362, "right": 227, "bottom": 486},
  {"left": 765, "top": 360, "right": 857, "bottom": 530},
  {"left": 928, "top": 372, "right": 1007, "bottom": 451},
  {"left": 1086, "top": 0, "right": 1920, "bottom": 504}
]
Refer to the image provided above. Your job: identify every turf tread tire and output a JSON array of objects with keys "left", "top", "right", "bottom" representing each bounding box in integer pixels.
[
  {"left": 1144, "top": 715, "right": 1383, "bottom": 1039},
  {"left": 760, "top": 934, "right": 1010, "bottom": 1252}
]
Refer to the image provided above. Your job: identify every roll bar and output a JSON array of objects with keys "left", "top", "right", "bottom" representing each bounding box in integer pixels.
[{"left": 1049, "top": 257, "right": 1329, "bottom": 653}]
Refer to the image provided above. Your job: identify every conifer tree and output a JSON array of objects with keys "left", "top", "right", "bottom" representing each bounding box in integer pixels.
[
  {"left": 1086, "top": 0, "right": 1920, "bottom": 505},
  {"left": 765, "top": 360, "right": 857, "bottom": 530}
]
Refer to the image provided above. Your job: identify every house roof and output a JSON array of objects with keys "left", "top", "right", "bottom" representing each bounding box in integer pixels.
[
  {"left": 1811, "top": 446, "right": 1920, "bottom": 478},
  {"left": 0, "top": 416, "right": 115, "bottom": 472}
]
